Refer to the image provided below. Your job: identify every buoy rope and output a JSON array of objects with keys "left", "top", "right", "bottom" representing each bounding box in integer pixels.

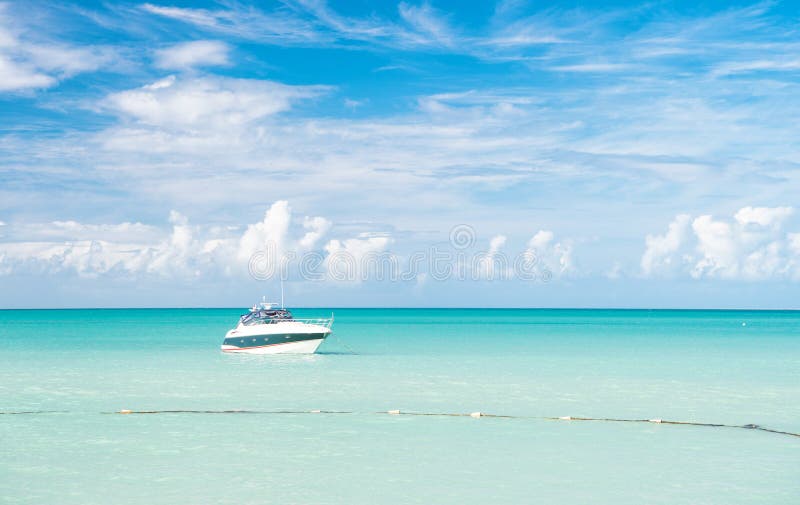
[
  {"left": 331, "top": 333, "right": 358, "bottom": 355},
  {"left": 0, "top": 410, "right": 69, "bottom": 415},
  {"left": 1, "top": 408, "right": 797, "bottom": 439}
]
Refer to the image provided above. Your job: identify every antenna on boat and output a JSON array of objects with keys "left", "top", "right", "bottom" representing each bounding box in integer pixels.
[{"left": 280, "top": 278, "right": 285, "bottom": 310}]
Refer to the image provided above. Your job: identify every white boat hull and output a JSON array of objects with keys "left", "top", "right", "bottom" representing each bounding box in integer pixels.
[
  {"left": 221, "top": 337, "right": 325, "bottom": 354},
  {"left": 221, "top": 320, "right": 331, "bottom": 354}
]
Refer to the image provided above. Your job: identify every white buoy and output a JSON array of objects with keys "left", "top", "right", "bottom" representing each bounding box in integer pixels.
[
  {"left": 470, "top": 412, "right": 482, "bottom": 418},
  {"left": 388, "top": 409, "right": 400, "bottom": 415},
  {"left": 310, "top": 409, "right": 321, "bottom": 413},
  {"left": 742, "top": 322, "right": 747, "bottom": 326},
  {"left": 649, "top": 418, "right": 663, "bottom": 423},
  {"left": 559, "top": 416, "right": 572, "bottom": 420},
  {"left": 120, "top": 409, "right": 132, "bottom": 414}
]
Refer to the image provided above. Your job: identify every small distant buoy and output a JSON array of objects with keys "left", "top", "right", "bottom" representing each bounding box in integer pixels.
[
  {"left": 310, "top": 409, "right": 321, "bottom": 413},
  {"left": 120, "top": 409, "right": 132, "bottom": 414},
  {"left": 470, "top": 412, "right": 482, "bottom": 418},
  {"left": 559, "top": 416, "right": 572, "bottom": 420},
  {"left": 649, "top": 418, "right": 662, "bottom": 424},
  {"left": 388, "top": 409, "right": 400, "bottom": 415},
  {"left": 742, "top": 322, "right": 747, "bottom": 327}
]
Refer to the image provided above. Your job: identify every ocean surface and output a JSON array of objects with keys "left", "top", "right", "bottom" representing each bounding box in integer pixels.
[{"left": 1, "top": 308, "right": 798, "bottom": 504}]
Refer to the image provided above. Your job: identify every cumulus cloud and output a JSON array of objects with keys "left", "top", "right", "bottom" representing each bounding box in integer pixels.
[
  {"left": 103, "top": 75, "right": 329, "bottom": 128},
  {"left": 474, "top": 234, "right": 508, "bottom": 279},
  {"left": 641, "top": 214, "right": 691, "bottom": 276},
  {"left": 641, "top": 206, "right": 800, "bottom": 280},
  {"left": 734, "top": 206, "right": 793, "bottom": 228},
  {"left": 0, "top": 213, "right": 214, "bottom": 279},
  {"left": 299, "top": 216, "right": 332, "bottom": 250},
  {"left": 526, "top": 230, "right": 574, "bottom": 277},
  {"left": 467, "top": 231, "right": 574, "bottom": 281},
  {"left": 0, "top": 201, "right": 338, "bottom": 279},
  {"left": 237, "top": 200, "right": 293, "bottom": 263},
  {"left": 323, "top": 234, "right": 394, "bottom": 282},
  {"left": 154, "top": 40, "right": 230, "bottom": 69}
]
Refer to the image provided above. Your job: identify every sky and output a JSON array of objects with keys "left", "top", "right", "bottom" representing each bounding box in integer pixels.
[{"left": 1, "top": 0, "right": 800, "bottom": 308}]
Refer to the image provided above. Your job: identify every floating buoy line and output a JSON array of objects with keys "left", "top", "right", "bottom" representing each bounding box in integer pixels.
[{"left": 1, "top": 408, "right": 797, "bottom": 439}]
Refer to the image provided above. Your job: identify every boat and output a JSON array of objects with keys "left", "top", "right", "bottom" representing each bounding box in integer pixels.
[{"left": 220, "top": 299, "right": 333, "bottom": 354}]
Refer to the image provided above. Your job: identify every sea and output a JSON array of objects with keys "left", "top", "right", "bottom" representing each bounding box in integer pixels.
[{"left": 0, "top": 308, "right": 798, "bottom": 504}]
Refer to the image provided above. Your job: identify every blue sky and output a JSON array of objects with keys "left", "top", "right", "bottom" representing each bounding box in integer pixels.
[{"left": 1, "top": 0, "right": 800, "bottom": 308}]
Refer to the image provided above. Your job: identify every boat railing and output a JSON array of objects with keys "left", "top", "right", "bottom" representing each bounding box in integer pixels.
[
  {"left": 246, "top": 317, "right": 333, "bottom": 328},
  {"left": 291, "top": 318, "right": 334, "bottom": 328}
]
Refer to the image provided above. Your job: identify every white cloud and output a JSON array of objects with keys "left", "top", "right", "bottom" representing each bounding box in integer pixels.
[
  {"left": 343, "top": 98, "right": 364, "bottom": 108},
  {"left": 0, "top": 201, "right": 338, "bottom": 280},
  {"left": 154, "top": 40, "right": 230, "bottom": 69},
  {"left": 237, "top": 200, "right": 292, "bottom": 263},
  {"left": 138, "top": 0, "right": 480, "bottom": 55},
  {"left": 789, "top": 233, "right": 800, "bottom": 254},
  {"left": 0, "top": 54, "right": 54, "bottom": 91},
  {"left": 712, "top": 59, "right": 800, "bottom": 77},
  {"left": 145, "top": 75, "right": 176, "bottom": 90},
  {"left": 734, "top": 206, "right": 793, "bottom": 228},
  {"left": 324, "top": 235, "right": 392, "bottom": 259},
  {"left": 0, "top": 212, "right": 217, "bottom": 279},
  {"left": 550, "top": 63, "right": 632, "bottom": 73},
  {"left": 323, "top": 234, "right": 394, "bottom": 282},
  {"left": 298, "top": 216, "right": 332, "bottom": 250},
  {"left": 474, "top": 234, "right": 507, "bottom": 279},
  {"left": 0, "top": 5, "right": 114, "bottom": 92},
  {"left": 131, "top": 0, "right": 800, "bottom": 74},
  {"left": 1, "top": 206, "right": 576, "bottom": 286},
  {"left": 641, "top": 206, "right": 800, "bottom": 280},
  {"left": 398, "top": 2, "right": 455, "bottom": 47},
  {"left": 482, "top": 34, "right": 563, "bottom": 47},
  {"left": 641, "top": 214, "right": 691, "bottom": 276},
  {"left": 103, "top": 75, "right": 328, "bottom": 128},
  {"left": 23, "top": 44, "right": 113, "bottom": 76},
  {"left": 526, "top": 230, "right": 574, "bottom": 277},
  {"left": 141, "top": 4, "right": 219, "bottom": 28},
  {"left": 140, "top": 3, "right": 322, "bottom": 44},
  {"left": 3, "top": 1, "right": 800, "bottom": 300},
  {"left": 8, "top": 220, "right": 160, "bottom": 243},
  {"left": 690, "top": 215, "right": 738, "bottom": 278}
]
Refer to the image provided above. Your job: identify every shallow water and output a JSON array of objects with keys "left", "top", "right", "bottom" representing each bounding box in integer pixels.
[{"left": 1, "top": 308, "right": 798, "bottom": 504}]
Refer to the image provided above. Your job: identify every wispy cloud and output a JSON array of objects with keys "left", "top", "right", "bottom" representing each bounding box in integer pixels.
[
  {"left": 137, "top": 1, "right": 563, "bottom": 57},
  {"left": 140, "top": 2, "right": 323, "bottom": 44},
  {"left": 397, "top": 2, "right": 456, "bottom": 47},
  {"left": 550, "top": 62, "right": 632, "bottom": 72},
  {"left": 0, "top": 3, "right": 116, "bottom": 92},
  {"left": 712, "top": 59, "right": 800, "bottom": 77}
]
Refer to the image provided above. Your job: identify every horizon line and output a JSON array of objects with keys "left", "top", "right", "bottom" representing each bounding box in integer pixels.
[{"left": 1, "top": 306, "right": 799, "bottom": 311}]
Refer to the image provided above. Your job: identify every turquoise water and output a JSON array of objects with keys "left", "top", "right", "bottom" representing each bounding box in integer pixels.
[{"left": 1, "top": 308, "right": 798, "bottom": 504}]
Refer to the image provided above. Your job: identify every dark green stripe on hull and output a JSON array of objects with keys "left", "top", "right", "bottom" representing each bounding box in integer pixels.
[{"left": 223, "top": 333, "right": 326, "bottom": 349}]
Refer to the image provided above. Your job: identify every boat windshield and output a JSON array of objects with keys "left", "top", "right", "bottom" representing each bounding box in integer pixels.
[{"left": 240, "top": 309, "right": 294, "bottom": 325}]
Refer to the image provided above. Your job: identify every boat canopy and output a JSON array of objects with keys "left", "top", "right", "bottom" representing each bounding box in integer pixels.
[{"left": 240, "top": 309, "right": 294, "bottom": 325}]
